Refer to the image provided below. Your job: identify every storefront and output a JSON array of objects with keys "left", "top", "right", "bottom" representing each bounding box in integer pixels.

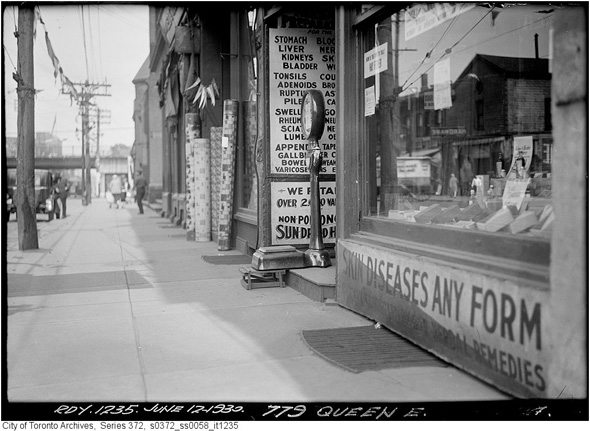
[
  {"left": 148, "top": 6, "right": 258, "bottom": 248},
  {"left": 334, "top": 3, "right": 586, "bottom": 398},
  {"left": 145, "top": 3, "right": 586, "bottom": 399}
]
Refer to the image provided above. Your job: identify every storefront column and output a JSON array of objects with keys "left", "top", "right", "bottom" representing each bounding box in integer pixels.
[{"left": 547, "top": 6, "right": 587, "bottom": 399}]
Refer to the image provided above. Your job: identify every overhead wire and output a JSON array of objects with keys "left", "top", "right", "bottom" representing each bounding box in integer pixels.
[
  {"left": 4, "top": 45, "right": 17, "bottom": 70},
  {"left": 87, "top": 6, "right": 95, "bottom": 81},
  {"left": 95, "top": 5, "right": 104, "bottom": 81},
  {"left": 99, "top": 4, "right": 147, "bottom": 32},
  {"left": 451, "top": 13, "right": 553, "bottom": 58},
  {"left": 400, "top": 6, "right": 495, "bottom": 93},
  {"left": 80, "top": 4, "right": 90, "bottom": 81},
  {"left": 399, "top": 7, "right": 553, "bottom": 94},
  {"left": 399, "top": 15, "right": 459, "bottom": 92}
]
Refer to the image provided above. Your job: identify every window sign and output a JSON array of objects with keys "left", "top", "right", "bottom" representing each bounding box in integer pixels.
[
  {"left": 338, "top": 240, "right": 547, "bottom": 398},
  {"left": 364, "top": 42, "right": 388, "bottom": 79},
  {"left": 507, "top": 136, "right": 534, "bottom": 179},
  {"left": 365, "top": 86, "right": 376, "bottom": 116},
  {"left": 271, "top": 181, "right": 336, "bottom": 245},
  {"left": 433, "top": 58, "right": 452, "bottom": 110},
  {"left": 503, "top": 179, "right": 530, "bottom": 211},
  {"left": 404, "top": 3, "right": 476, "bottom": 41},
  {"left": 269, "top": 28, "right": 336, "bottom": 175}
]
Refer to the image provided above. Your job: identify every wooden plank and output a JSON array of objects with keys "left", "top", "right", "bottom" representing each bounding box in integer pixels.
[
  {"left": 476, "top": 207, "right": 514, "bottom": 232},
  {"left": 472, "top": 207, "right": 496, "bottom": 222},
  {"left": 454, "top": 203, "right": 483, "bottom": 221},
  {"left": 432, "top": 205, "right": 462, "bottom": 224},
  {"left": 445, "top": 220, "right": 475, "bottom": 229},
  {"left": 541, "top": 211, "right": 555, "bottom": 230},
  {"left": 508, "top": 211, "right": 538, "bottom": 234},
  {"left": 387, "top": 210, "right": 407, "bottom": 221},
  {"left": 414, "top": 204, "right": 443, "bottom": 224}
]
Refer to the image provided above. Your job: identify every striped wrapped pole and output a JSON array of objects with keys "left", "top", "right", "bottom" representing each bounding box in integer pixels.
[
  {"left": 185, "top": 113, "right": 199, "bottom": 241},
  {"left": 217, "top": 100, "right": 239, "bottom": 250},
  {"left": 210, "top": 127, "right": 223, "bottom": 239},
  {"left": 194, "top": 138, "right": 211, "bottom": 241}
]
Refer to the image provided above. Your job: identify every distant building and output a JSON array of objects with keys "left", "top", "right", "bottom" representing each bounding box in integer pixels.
[
  {"left": 132, "top": 56, "right": 157, "bottom": 199},
  {"left": 399, "top": 54, "right": 552, "bottom": 195},
  {"left": 5, "top": 137, "right": 17, "bottom": 157},
  {"left": 4, "top": 133, "right": 63, "bottom": 158}
]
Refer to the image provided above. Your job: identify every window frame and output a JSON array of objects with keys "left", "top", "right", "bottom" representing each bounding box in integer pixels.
[{"left": 337, "top": 4, "right": 551, "bottom": 288}]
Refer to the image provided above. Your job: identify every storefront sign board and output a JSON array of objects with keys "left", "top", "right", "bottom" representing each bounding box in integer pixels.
[
  {"left": 338, "top": 240, "right": 548, "bottom": 398},
  {"left": 397, "top": 157, "right": 431, "bottom": 179},
  {"left": 404, "top": 3, "right": 475, "bottom": 41},
  {"left": 431, "top": 127, "right": 466, "bottom": 136},
  {"left": 269, "top": 28, "right": 336, "bottom": 175},
  {"left": 271, "top": 181, "right": 336, "bottom": 246}
]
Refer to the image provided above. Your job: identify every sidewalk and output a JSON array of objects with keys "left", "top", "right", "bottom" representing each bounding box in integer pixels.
[{"left": 4, "top": 197, "right": 509, "bottom": 403}]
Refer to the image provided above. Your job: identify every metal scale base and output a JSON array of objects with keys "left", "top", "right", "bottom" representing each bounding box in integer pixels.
[{"left": 252, "top": 245, "right": 331, "bottom": 271}]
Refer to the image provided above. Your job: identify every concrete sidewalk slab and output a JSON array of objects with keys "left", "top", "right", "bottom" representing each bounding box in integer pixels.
[{"left": 5, "top": 197, "right": 510, "bottom": 404}]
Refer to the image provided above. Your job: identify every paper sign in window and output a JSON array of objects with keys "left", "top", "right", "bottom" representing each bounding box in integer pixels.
[
  {"left": 365, "top": 86, "right": 376, "bottom": 116},
  {"left": 434, "top": 58, "right": 452, "bottom": 110},
  {"left": 364, "top": 43, "right": 388, "bottom": 79}
]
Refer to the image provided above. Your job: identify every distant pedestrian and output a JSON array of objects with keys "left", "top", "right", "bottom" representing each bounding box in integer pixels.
[
  {"left": 134, "top": 171, "right": 148, "bottom": 215},
  {"left": 109, "top": 174, "right": 123, "bottom": 209},
  {"left": 121, "top": 176, "right": 130, "bottom": 207},
  {"left": 56, "top": 176, "right": 70, "bottom": 217},
  {"left": 50, "top": 177, "right": 61, "bottom": 219},
  {"left": 449, "top": 173, "right": 458, "bottom": 198}
]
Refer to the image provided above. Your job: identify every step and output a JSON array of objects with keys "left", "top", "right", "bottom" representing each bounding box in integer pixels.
[{"left": 285, "top": 260, "right": 336, "bottom": 302}]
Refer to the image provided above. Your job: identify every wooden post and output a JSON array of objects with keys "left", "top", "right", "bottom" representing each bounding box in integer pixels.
[
  {"left": 84, "top": 101, "right": 92, "bottom": 204},
  {"left": 15, "top": 5, "right": 39, "bottom": 250}
]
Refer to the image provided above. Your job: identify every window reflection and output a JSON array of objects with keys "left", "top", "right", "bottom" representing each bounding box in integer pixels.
[
  {"left": 242, "top": 11, "right": 258, "bottom": 211},
  {"left": 367, "top": 4, "right": 553, "bottom": 237}
]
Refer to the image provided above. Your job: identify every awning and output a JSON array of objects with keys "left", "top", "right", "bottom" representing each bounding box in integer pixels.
[
  {"left": 402, "top": 148, "right": 440, "bottom": 157},
  {"left": 453, "top": 136, "right": 506, "bottom": 147}
]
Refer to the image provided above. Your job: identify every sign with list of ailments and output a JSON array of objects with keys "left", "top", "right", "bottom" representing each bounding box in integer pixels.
[
  {"left": 269, "top": 28, "right": 336, "bottom": 176},
  {"left": 338, "top": 240, "right": 548, "bottom": 398},
  {"left": 271, "top": 181, "right": 336, "bottom": 245}
]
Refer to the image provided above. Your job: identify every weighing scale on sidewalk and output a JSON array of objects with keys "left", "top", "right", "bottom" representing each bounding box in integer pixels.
[{"left": 250, "top": 89, "right": 332, "bottom": 272}]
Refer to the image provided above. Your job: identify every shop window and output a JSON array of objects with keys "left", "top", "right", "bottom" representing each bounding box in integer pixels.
[
  {"left": 239, "top": 10, "right": 258, "bottom": 211},
  {"left": 361, "top": 4, "right": 553, "bottom": 245}
]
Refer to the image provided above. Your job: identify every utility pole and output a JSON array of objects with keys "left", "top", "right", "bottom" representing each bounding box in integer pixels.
[
  {"left": 83, "top": 98, "right": 91, "bottom": 204},
  {"left": 96, "top": 107, "right": 100, "bottom": 197},
  {"left": 14, "top": 5, "right": 39, "bottom": 250},
  {"left": 63, "top": 81, "right": 111, "bottom": 205},
  {"left": 89, "top": 107, "right": 110, "bottom": 197}
]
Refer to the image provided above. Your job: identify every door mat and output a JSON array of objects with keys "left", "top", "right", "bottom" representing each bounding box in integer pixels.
[
  {"left": 301, "top": 325, "right": 448, "bottom": 373},
  {"left": 201, "top": 254, "right": 253, "bottom": 265}
]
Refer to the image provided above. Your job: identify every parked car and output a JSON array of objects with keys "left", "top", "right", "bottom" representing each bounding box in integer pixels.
[
  {"left": 6, "top": 169, "right": 16, "bottom": 220},
  {"left": 6, "top": 169, "right": 58, "bottom": 221}
]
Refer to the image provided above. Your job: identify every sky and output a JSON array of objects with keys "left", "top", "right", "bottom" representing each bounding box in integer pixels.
[
  {"left": 395, "top": 3, "right": 554, "bottom": 96},
  {"left": 3, "top": 3, "right": 149, "bottom": 156}
]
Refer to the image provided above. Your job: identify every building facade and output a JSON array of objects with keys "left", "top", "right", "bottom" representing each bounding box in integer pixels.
[{"left": 138, "top": 3, "right": 587, "bottom": 399}]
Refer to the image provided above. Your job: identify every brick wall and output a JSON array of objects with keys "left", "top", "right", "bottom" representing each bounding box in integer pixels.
[{"left": 507, "top": 79, "right": 551, "bottom": 133}]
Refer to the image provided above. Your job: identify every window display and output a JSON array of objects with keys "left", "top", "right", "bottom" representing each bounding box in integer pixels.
[{"left": 364, "top": 4, "right": 553, "bottom": 239}]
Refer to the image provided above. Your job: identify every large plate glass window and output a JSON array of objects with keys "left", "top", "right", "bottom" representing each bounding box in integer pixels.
[{"left": 364, "top": 4, "right": 553, "bottom": 240}]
